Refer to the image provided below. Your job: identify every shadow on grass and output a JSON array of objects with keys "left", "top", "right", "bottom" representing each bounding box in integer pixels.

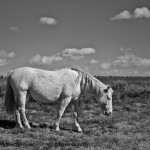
[
  {"left": 0, "top": 119, "right": 16, "bottom": 129},
  {"left": 0, "top": 119, "right": 53, "bottom": 129},
  {"left": 0, "top": 119, "right": 82, "bottom": 133}
]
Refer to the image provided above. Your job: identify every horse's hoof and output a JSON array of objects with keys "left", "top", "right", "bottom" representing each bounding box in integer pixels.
[
  {"left": 55, "top": 128, "right": 60, "bottom": 132},
  {"left": 16, "top": 126, "right": 24, "bottom": 129},
  {"left": 75, "top": 127, "right": 83, "bottom": 133},
  {"left": 78, "top": 130, "right": 83, "bottom": 133},
  {"left": 23, "top": 126, "right": 31, "bottom": 130},
  {"left": 55, "top": 130, "right": 60, "bottom": 132}
]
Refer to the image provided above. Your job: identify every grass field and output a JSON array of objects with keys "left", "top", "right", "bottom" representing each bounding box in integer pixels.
[{"left": 0, "top": 77, "right": 150, "bottom": 150}]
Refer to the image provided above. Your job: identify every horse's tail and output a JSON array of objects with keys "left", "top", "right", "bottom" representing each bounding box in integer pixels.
[{"left": 4, "top": 71, "right": 16, "bottom": 114}]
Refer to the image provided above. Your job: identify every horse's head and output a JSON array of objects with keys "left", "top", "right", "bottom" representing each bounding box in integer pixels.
[{"left": 98, "top": 85, "right": 113, "bottom": 116}]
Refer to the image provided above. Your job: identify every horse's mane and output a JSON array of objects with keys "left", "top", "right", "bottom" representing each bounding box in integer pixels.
[
  {"left": 71, "top": 67, "right": 104, "bottom": 96},
  {"left": 70, "top": 67, "right": 98, "bottom": 82},
  {"left": 70, "top": 67, "right": 107, "bottom": 93}
]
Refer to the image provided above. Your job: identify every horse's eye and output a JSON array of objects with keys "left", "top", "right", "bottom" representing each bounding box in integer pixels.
[{"left": 104, "top": 89, "right": 108, "bottom": 93}]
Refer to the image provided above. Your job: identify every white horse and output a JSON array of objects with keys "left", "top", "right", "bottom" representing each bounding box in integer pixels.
[{"left": 4, "top": 67, "right": 113, "bottom": 132}]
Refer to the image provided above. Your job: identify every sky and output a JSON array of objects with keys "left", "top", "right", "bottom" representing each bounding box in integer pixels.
[{"left": 0, "top": 0, "right": 150, "bottom": 76}]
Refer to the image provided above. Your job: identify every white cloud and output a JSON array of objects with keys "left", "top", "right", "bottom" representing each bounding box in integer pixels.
[
  {"left": 0, "top": 50, "right": 15, "bottom": 58},
  {"left": 143, "top": 71, "right": 150, "bottom": 76},
  {"left": 113, "top": 53, "right": 150, "bottom": 67},
  {"left": 40, "top": 17, "right": 57, "bottom": 25},
  {"left": 138, "top": 58, "right": 150, "bottom": 67},
  {"left": 62, "top": 48, "right": 96, "bottom": 56},
  {"left": 111, "top": 10, "right": 132, "bottom": 20},
  {"left": 90, "top": 59, "right": 98, "bottom": 64},
  {"left": 100, "top": 62, "right": 111, "bottom": 69},
  {"left": 134, "top": 7, "right": 150, "bottom": 18},
  {"left": 30, "top": 48, "right": 96, "bottom": 65},
  {"left": 0, "top": 58, "right": 8, "bottom": 66},
  {"left": 9, "top": 26, "right": 20, "bottom": 32},
  {"left": 30, "top": 54, "right": 63, "bottom": 65},
  {"left": 0, "top": 50, "right": 14, "bottom": 66},
  {"left": 70, "top": 55, "right": 85, "bottom": 60},
  {"left": 99, "top": 69, "right": 141, "bottom": 76},
  {"left": 113, "top": 53, "right": 137, "bottom": 67},
  {"left": 119, "top": 47, "right": 132, "bottom": 51},
  {"left": 132, "top": 71, "right": 139, "bottom": 75},
  {"left": 98, "top": 53, "right": 150, "bottom": 76},
  {"left": 111, "top": 7, "right": 150, "bottom": 20}
]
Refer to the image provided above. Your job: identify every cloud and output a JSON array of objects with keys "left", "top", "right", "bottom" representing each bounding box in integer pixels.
[
  {"left": 113, "top": 53, "right": 150, "bottom": 68},
  {"left": 134, "top": 7, "right": 150, "bottom": 18},
  {"left": 100, "top": 62, "right": 111, "bottom": 69},
  {"left": 90, "top": 59, "right": 98, "bottom": 64},
  {"left": 9, "top": 26, "right": 20, "bottom": 32},
  {"left": 0, "top": 58, "right": 8, "bottom": 66},
  {"left": 40, "top": 17, "right": 57, "bottom": 25},
  {"left": 30, "top": 48, "right": 96, "bottom": 66},
  {"left": 99, "top": 53, "right": 150, "bottom": 76},
  {"left": 70, "top": 55, "right": 85, "bottom": 60},
  {"left": 62, "top": 48, "right": 96, "bottom": 56},
  {"left": 30, "top": 54, "right": 63, "bottom": 65},
  {"left": 111, "top": 7, "right": 150, "bottom": 20},
  {"left": 100, "top": 69, "right": 141, "bottom": 76},
  {"left": 119, "top": 47, "right": 132, "bottom": 51},
  {"left": 0, "top": 50, "right": 15, "bottom": 58},
  {"left": 138, "top": 59, "right": 150, "bottom": 67},
  {"left": 0, "top": 50, "right": 14, "bottom": 66},
  {"left": 111, "top": 10, "right": 132, "bottom": 20}
]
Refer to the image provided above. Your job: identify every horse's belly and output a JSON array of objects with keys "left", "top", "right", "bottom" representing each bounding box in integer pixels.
[
  {"left": 29, "top": 79, "right": 63, "bottom": 103},
  {"left": 30, "top": 89, "right": 61, "bottom": 103}
]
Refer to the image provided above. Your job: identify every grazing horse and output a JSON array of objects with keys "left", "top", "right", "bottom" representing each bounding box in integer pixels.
[{"left": 4, "top": 67, "right": 113, "bottom": 132}]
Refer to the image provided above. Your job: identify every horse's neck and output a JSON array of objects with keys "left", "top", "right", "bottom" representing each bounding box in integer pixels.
[{"left": 81, "top": 74, "right": 103, "bottom": 97}]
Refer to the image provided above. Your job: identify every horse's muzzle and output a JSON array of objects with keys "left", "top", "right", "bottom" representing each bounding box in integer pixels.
[{"left": 103, "top": 111, "right": 112, "bottom": 116}]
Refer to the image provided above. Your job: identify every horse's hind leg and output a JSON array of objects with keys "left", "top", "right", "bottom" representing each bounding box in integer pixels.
[
  {"left": 55, "top": 97, "right": 71, "bottom": 131},
  {"left": 15, "top": 109, "right": 24, "bottom": 129},
  {"left": 15, "top": 97, "right": 24, "bottom": 129},
  {"left": 18, "top": 91, "right": 31, "bottom": 129},
  {"left": 72, "top": 100, "right": 82, "bottom": 132}
]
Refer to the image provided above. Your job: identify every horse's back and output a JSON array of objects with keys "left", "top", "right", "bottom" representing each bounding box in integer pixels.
[
  {"left": 9, "top": 67, "right": 62, "bottom": 90},
  {"left": 9, "top": 67, "right": 81, "bottom": 102}
]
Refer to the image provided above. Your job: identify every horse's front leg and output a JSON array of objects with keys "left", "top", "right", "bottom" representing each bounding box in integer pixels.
[
  {"left": 73, "top": 100, "right": 82, "bottom": 132},
  {"left": 55, "top": 97, "right": 71, "bottom": 131}
]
